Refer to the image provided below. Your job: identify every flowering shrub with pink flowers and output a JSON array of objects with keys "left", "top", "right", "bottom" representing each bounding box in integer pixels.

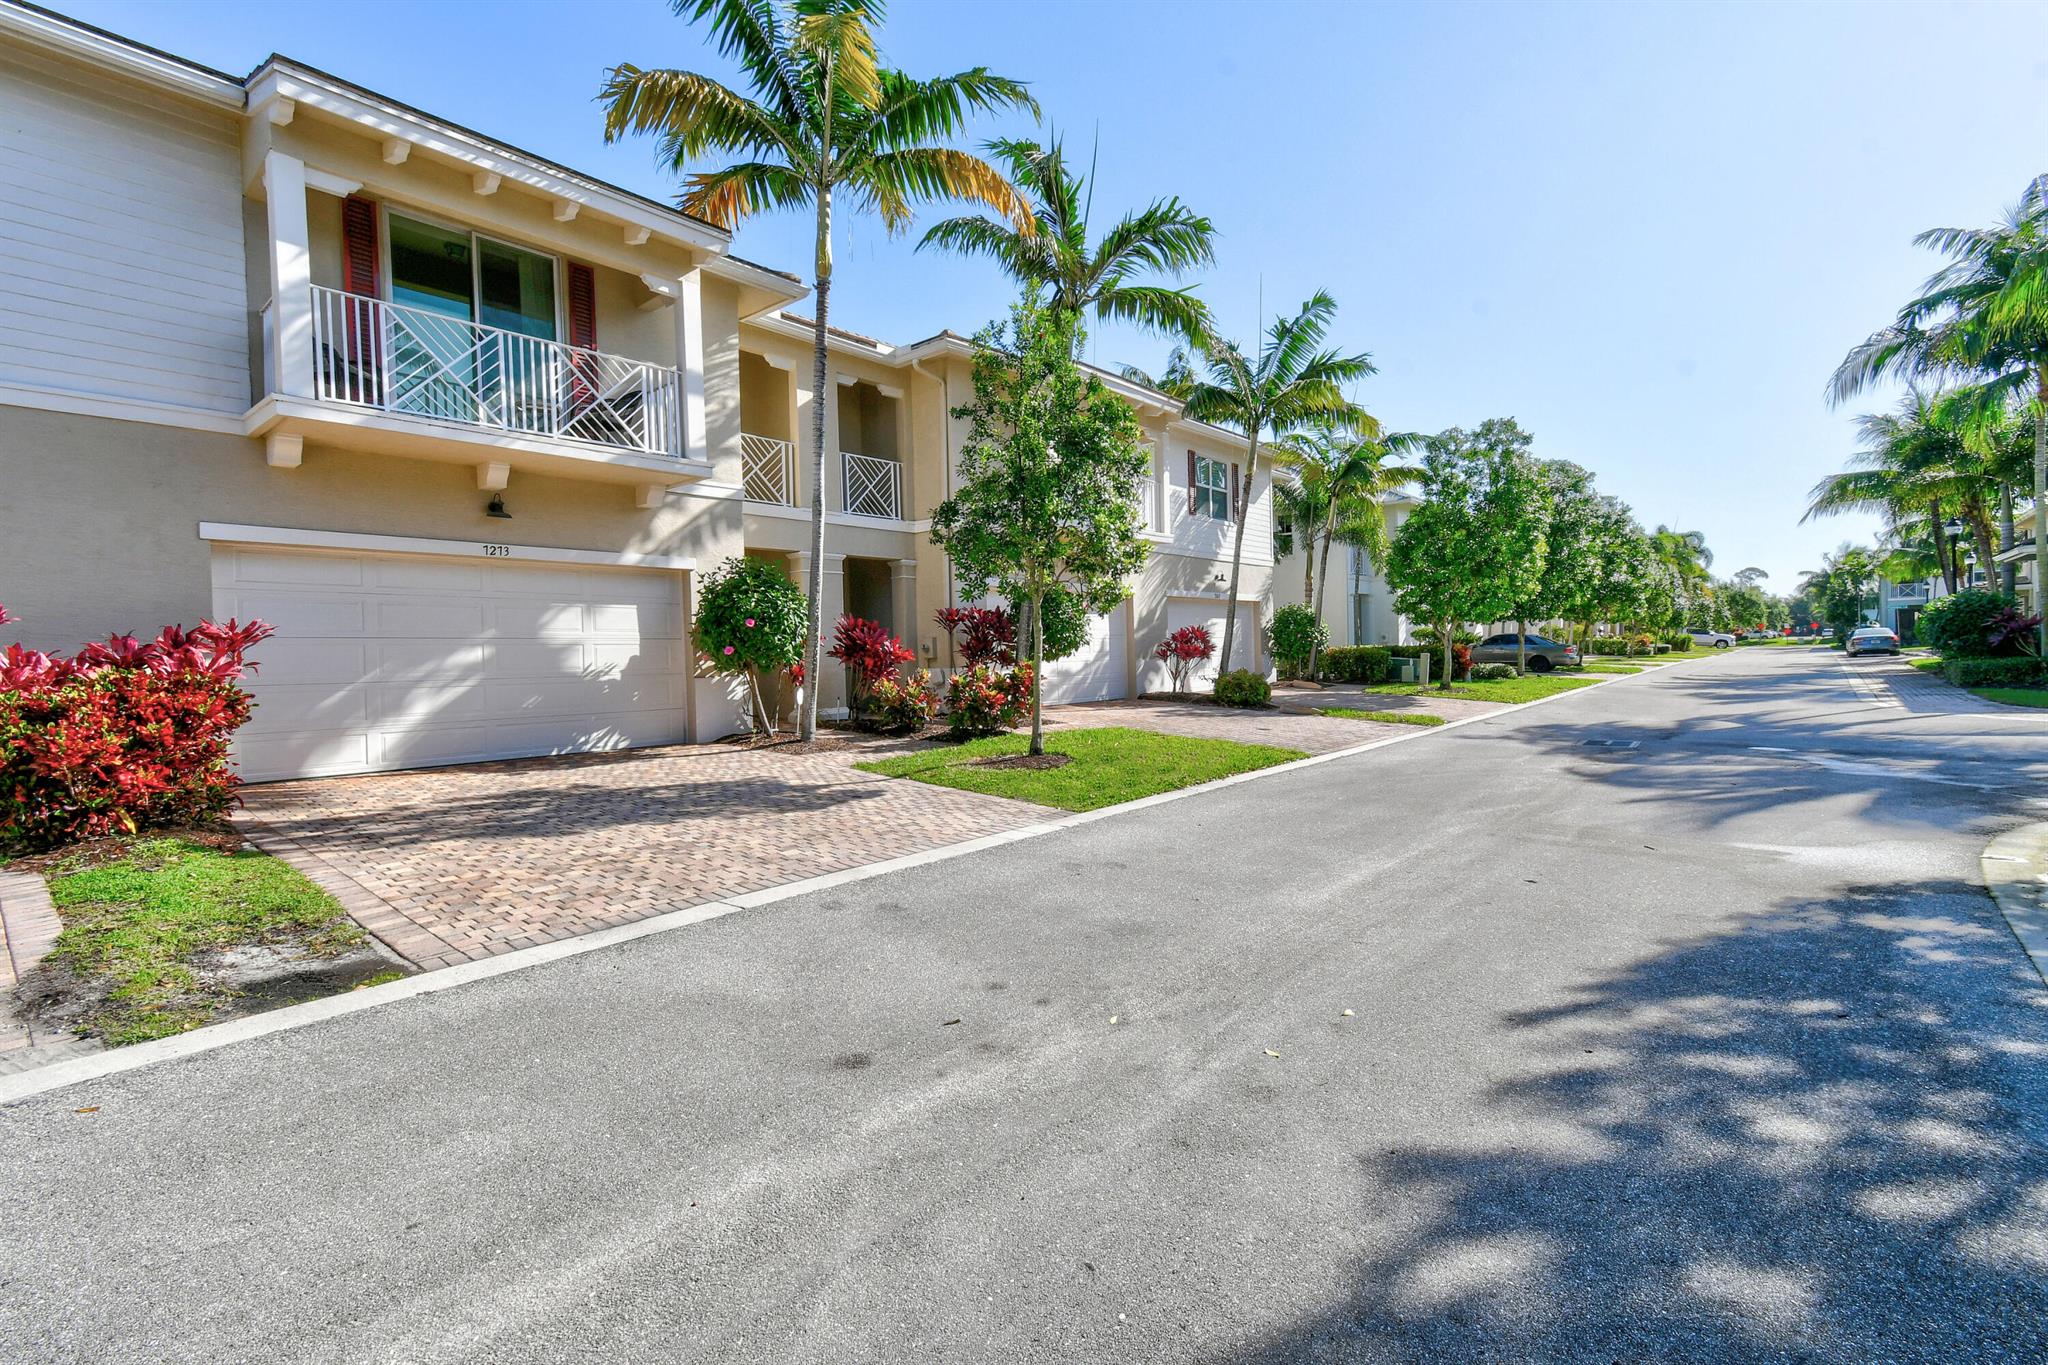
[
  {"left": 946, "top": 662, "right": 1035, "bottom": 736},
  {"left": 693, "top": 557, "right": 807, "bottom": 734},
  {"left": 0, "top": 604, "right": 275, "bottom": 852}
]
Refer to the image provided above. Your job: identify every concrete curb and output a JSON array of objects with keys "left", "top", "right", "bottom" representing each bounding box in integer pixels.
[
  {"left": 1982, "top": 823, "right": 2048, "bottom": 986},
  {"left": 0, "top": 668, "right": 1644, "bottom": 1107}
]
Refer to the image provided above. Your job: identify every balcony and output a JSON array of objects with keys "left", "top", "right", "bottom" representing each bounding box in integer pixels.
[
  {"left": 742, "top": 433, "right": 797, "bottom": 505},
  {"left": 251, "top": 285, "right": 708, "bottom": 491},
  {"left": 842, "top": 450, "right": 903, "bottom": 520}
]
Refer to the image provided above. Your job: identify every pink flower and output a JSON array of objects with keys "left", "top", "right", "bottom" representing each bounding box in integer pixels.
[
  {"left": 745, "top": 618, "right": 756, "bottom": 628},
  {"left": 722, "top": 645, "right": 735, "bottom": 656}
]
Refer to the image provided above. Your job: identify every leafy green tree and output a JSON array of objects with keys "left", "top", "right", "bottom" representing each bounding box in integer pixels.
[
  {"left": 1506, "top": 458, "right": 1616, "bottom": 670},
  {"left": 931, "top": 303, "right": 1150, "bottom": 753},
  {"left": 1181, "top": 293, "right": 1374, "bottom": 676},
  {"left": 693, "top": 556, "right": 808, "bottom": 734},
  {"left": 920, "top": 137, "right": 1217, "bottom": 341},
  {"left": 1386, "top": 436, "right": 1548, "bottom": 688},
  {"left": 601, "top": 0, "right": 1037, "bottom": 739},
  {"left": 1831, "top": 175, "right": 2048, "bottom": 654},
  {"left": 1800, "top": 545, "right": 1879, "bottom": 641}
]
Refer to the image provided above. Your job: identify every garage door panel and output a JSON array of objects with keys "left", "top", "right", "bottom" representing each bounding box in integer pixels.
[
  {"left": 1041, "top": 602, "right": 1128, "bottom": 704},
  {"left": 219, "top": 547, "right": 691, "bottom": 781},
  {"left": 371, "top": 557, "right": 485, "bottom": 593},
  {"left": 375, "top": 640, "right": 490, "bottom": 682},
  {"left": 248, "top": 638, "right": 367, "bottom": 686},
  {"left": 376, "top": 599, "right": 490, "bottom": 638},
  {"left": 241, "top": 682, "right": 371, "bottom": 733},
  {"left": 235, "top": 593, "right": 367, "bottom": 636},
  {"left": 230, "top": 550, "right": 366, "bottom": 587}
]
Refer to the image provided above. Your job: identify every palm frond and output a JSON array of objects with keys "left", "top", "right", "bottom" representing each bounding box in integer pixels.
[
  {"left": 676, "top": 0, "right": 809, "bottom": 123},
  {"left": 856, "top": 146, "right": 1031, "bottom": 233},
  {"left": 681, "top": 161, "right": 814, "bottom": 228},
  {"left": 599, "top": 66, "right": 794, "bottom": 168}
]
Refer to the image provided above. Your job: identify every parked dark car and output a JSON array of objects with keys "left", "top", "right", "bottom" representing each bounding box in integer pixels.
[{"left": 1471, "top": 633, "right": 1581, "bottom": 673}]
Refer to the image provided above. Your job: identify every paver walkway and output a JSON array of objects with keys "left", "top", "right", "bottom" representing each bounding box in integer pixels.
[{"left": 239, "top": 742, "right": 1049, "bottom": 972}]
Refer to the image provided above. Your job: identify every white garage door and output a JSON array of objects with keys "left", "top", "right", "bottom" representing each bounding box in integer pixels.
[
  {"left": 1040, "top": 602, "right": 1129, "bottom": 705},
  {"left": 1141, "top": 598, "right": 1260, "bottom": 693},
  {"left": 213, "top": 545, "right": 690, "bottom": 781}
]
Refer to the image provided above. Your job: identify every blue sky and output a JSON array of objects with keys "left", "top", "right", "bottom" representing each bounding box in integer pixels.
[{"left": 60, "top": 0, "right": 2048, "bottom": 588}]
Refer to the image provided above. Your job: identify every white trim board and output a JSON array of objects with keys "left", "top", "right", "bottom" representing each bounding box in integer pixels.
[
  {"left": 197, "top": 522, "right": 697, "bottom": 572},
  {"left": 0, "top": 381, "right": 246, "bottom": 435}
]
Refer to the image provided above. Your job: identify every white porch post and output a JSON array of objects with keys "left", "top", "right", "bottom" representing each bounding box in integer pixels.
[
  {"left": 262, "top": 149, "right": 314, "bottom": 400},
  {"left": 1154, "top": 426, "right": 1174, "bottom": 533},
  {"left": 674, "top": 268, "right": 709, "bottom": 463}
]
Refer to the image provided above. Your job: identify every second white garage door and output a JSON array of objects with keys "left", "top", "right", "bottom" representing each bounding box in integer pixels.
[
  {"left": 1140, "top": 598, "right": 1261, "bottom": 693},
  {"left": 1039, "top": 602, "right": 1129, "bottom": 704},
  {"left": 213, "top": 545, "right": 690, "bottom": 781}
]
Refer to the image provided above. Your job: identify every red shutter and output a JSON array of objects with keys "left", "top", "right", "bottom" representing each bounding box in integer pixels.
[
  {"left": 567, "top": 263, "right": 597, "bottom": 350},
  {"left": 1231, "top": 463, "right": 1243, "bottom": 521},
  {"left": 340, "top": 196, "right": 379, "bottom": 297},
  {"left": 566, "top": 262, "right": 598, "bottom": 407},
  {"left": 1187, "top": 451, "right": 1198, "bottom": 516},
  {"left": 338, "top": 196, "right": 381, "bottom": 397}
]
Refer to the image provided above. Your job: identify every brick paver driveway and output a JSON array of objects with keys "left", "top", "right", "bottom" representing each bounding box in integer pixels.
[{"left": 239, "top": 743, "right": 1048, "bottom": 972}]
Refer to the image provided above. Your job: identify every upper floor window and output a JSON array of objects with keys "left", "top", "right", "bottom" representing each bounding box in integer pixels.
[
  {"left": 1192, "top": 454, "right": 1232, "bottom": 520},
  {"left": 388, "top": 213, "right": 558, "bottom": 342}
]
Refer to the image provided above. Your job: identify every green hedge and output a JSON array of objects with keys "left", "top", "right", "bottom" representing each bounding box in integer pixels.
[
  {"left": 1660, "top": 634, "right": 1694, "bottom": 652},
  {"left": 1943, "top": 656, "right": 2047, "bottom": 688},
  {"left": 1213, "top": 668, "right": 1272, "bottom": 708},
  {"left": 1318, "top": 646, "right": 1391, "bottom": 684}
]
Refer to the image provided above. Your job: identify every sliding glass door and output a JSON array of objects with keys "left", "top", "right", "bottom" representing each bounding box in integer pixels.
[{"left": 385, "top": 213, "right": 558, "bottom": 432}]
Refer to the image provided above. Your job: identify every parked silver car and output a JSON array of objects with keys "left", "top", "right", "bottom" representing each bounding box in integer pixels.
[
  {"left": 1687, "top": 629, "right": 1736, "bottom": 649},
  {"left": 1471, "top": 633, "right": 1581, "bottom": 673},
  {"left": 1845, "top": 625, "right": 1901, "bottom": 657}
]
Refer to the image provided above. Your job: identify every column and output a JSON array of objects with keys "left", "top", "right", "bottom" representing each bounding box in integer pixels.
[
  {"left": 891, "top": 558, "right": 922, "bottom": 665},
  {"left": 796, "top": 550, "right": 848, "bottom": 717},
  {"left": 262, "top": 150, "right": 313, "bottom": 400},
  {"left": 674, "top": 268, "right": 710, "bottom": 465},
  {"left": 1153, "top": 425, "right": 1174, "bottom": 533}
]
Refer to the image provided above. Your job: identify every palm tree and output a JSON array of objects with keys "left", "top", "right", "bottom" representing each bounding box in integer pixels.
[
  {"left": 1271, "top": 468, "right": 1332, "bottom": 601},
  {"left": 1830, "top": 175, "right": 2048, "bottom": 652},
  {"left": 1181, "top": 293, "right": 1374, "bottom": 675},
  {"left": 1272, "top": 424, "right": 1422, "bottom": 677},
  {"left": 601, "top": 0, "right": 1038, "bottom": 738},
  {"left": 919, "top": 137, "right": 1217, "bottom": 341},
  {"left": 1649, "top": 525, "right": 1713, "bottom": 625}
]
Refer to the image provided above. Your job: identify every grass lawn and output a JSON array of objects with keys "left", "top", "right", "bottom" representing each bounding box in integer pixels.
[
  {"left": 1973, "top": 688, "right": 2048, "bottom": 708},
  {"left": 1360, "top": 674, "right": 1605, "bottom": 704},
  {"left": 1910, "top": 657, "right": 1944, "bottom": 672},
  {"left": 1321, "top": 708, "right": 1446, "bottom": 727},
  {"left": 854, "top": 726, "right": 1305, "bottom": 811},
  {"left": 40, "top": 836, "right": 369, "bottom": 1045},
  {"left": 1581, "top": 662, "right": 1645, "bottom": 674}
]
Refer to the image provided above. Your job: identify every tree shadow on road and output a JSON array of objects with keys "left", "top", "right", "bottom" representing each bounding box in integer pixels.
[{"left": 1220, "top": 877, "right": 2048, "bottom": 1363}]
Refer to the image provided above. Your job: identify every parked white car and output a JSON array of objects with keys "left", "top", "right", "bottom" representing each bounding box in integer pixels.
[
  {"left": 1845, "top": 625, "right": 1902, "bottom": 657},
  {"left": 1687, "top": 630, "right": 1735, "bottom": 649}
]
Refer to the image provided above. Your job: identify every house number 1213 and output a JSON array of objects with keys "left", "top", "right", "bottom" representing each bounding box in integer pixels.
[{"left": 480, "top": 544, "right": 511, "bottom": 557}]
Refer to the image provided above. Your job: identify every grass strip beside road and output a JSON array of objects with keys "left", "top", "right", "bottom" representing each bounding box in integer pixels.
[
  {"left": 856, "top": 726, "right": 1305, "bottom": 812},
  {"left": 1361, "top": 674, "right": 1604, "bottom": 704},
  {"left": 1322, "top": 708, "right": 1446, "bottom": 726},
  {"left": 40, "top": 836, "right": 371, "bottom": 1045},
  {"left": 1973, "top": 687, "right": 2048, "bottom": 708}
]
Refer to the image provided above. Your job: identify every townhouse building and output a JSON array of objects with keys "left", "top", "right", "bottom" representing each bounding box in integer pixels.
[
  {"left": 0, "top": 3, "right": 1273, "bottom": 781},
  {"left": 1270, "top": 497, "right": 1416, "bottom": 650}
]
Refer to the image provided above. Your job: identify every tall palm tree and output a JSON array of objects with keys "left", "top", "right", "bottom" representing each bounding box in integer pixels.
[
  {"left": 919, "top": 137, "right": 1217, "bottom": 341},
  {"left": 1831, "top": 175, "right": 2048, "bottom": 651},
  {"left": 1803, "top": 390, "right": 1991, "bottom": 593},
  {"left": 1181, "top": 293, "right": 1374, "bottom": 674},
  {"left": 1271, "top": 468, "right": 1332, "bottom": 601},
  {"left": 1649, "top": 525, "right": 1713, "bottom": 623},
  {"left": 601, "top": 0, "right": 1038, "bottom": 738},
  {"left": 1272, "top": 424, "right": 1422, "bottom": 677}
]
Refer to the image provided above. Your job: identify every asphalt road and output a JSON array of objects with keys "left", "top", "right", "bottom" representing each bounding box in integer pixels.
[{"left": 6, "top": 647, "right": 2048, "bottom": 1364}]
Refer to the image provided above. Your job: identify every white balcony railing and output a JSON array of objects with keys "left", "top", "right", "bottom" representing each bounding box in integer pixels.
[
  {"left": 842, "top": 450, "right": 903, "bottom": 520},
  {"left": 304, "top": 285, "right": 684, "bottom": 457},
  {"left": 742, "top": 433, "right": 797, "bottom": 505}
]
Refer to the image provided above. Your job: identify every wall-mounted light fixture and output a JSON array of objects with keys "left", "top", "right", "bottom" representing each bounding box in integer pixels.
[{"left": 486, "top": 494, "right": 512, "bottom": 519}]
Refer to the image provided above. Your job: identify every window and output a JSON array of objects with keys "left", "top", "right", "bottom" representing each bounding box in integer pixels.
[
  {"left": 1193, "top": 455, "right": 1232, "bottom": 520},
  {"left": 388, "top": 213, "right": 558, "bottom": 340}
]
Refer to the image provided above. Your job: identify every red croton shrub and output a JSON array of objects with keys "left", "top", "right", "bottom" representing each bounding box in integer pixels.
[
  {"left": 1153, "top": 624, "right": 1216, "bottom": 696},
  {"left": 0, "top": 605, "right": 274, "bottom": 853},
  {"left": 933, "top": 605, "right": 1016, "bottom": 668},
  {"left": 828, "top": 614, "right": 916, "bottom": 724}
]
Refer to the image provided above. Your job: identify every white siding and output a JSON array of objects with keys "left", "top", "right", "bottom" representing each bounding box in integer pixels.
[
  {"left": 1160, "top": 433, "right": 1274, "bottom": 566},
  {"left": 0, "top": 50, "right": 248, "bottom": 413}
]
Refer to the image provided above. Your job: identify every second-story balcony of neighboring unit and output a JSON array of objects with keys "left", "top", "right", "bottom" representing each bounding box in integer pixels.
[
  {"left": 1886, "top": 582, "right": 1931, "bottom": 603},
  {"left": 842, "top": 450, "right": 904, "bottom": 520},
  {"left": 251, "top": 284, "right": 711, "bottom": 495},
  {"left": 742, "top": 432, "right": 798, "bottom": 505}
]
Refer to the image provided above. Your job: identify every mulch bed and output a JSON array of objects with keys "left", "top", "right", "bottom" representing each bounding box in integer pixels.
[{"left": 972, "top": 753, "right": 1072, "bottom": 771}]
